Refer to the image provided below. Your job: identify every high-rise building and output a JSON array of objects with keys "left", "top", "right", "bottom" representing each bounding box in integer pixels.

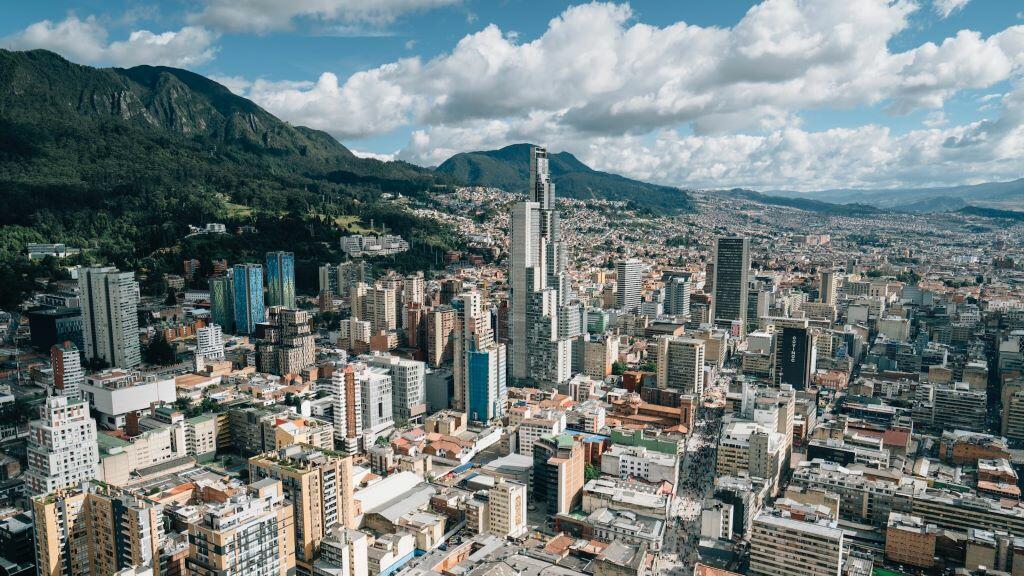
[
  {"left": 196, "top": 324, "right": 225, "bottom": 366},
  {"left": 328, "top": 364, "right": 363, "bottom": 453},
  {"left": 712, "top": 237, "right": 751, "bottom": 333},
  {"left": 249, "top": 446, "right": 357, "bottom": 574},
  {"left": 615, "top": 259, "right": 643, "bottom": 313},
  {"left": 266, "top": 251, "right": 296, "bottom": 308},
  {"left": 775, "top": 326, "right": 816, "bottom": 390},
  {"left": 510, "top": 146, "right": 574, "bottom": 386},
  {"left": 186, "top": 479, "right": 296, "bottom": 576},
  {"left": 466, "top": 343, "right": 508, "bottom": 424},
  {"left": 363, "top": 354, "right": 427, "bottom": 424},
  {"left": 25, "top": 395, "right": 99, "bottom": 495},
  {"left": 33, "top": 484, "right": 162, "bottom": 576},
  {"left": 488, "top": 478, "right": 527, "bottom": 539},
  {"left": 210, "top": 274, "right": 235, "bottom": 333},
  {"left": 656, "top": 336, "right": 705, "bottom": 396},
  {"left": 183, "top": 258, "right": 201, "bottom": 281},
  {"left": 425, "top": 307, "right": 456, "bottom": 367},
  {"left": 49, "top": 341, "right": 83, "bottom": 399},
  {"left": 360, "top": 367, "right": 394, "bottom": 446},
  {"left": 233, "top": 263, "right": 266, "bottom": 335},
  {"left": 532, "top": 434, "right": 584, "bottom": 515},
  {"left": 79, "top": 267, "right": 141, "bottom": 368},
  {"left": 664, "top": 274, "right": 692, "bottom": 318},
  {"left": 819, "top": 271, "right": 838, "bottom": 306}
]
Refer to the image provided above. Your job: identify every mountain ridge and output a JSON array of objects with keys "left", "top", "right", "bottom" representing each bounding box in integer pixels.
[{"left": 435, "top": 143, "right": 691, "bottom": 211}]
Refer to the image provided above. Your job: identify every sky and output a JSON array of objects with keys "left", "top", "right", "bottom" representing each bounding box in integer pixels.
[{"left": 3, "top": 0, "right": 1024, "bottom": 191}]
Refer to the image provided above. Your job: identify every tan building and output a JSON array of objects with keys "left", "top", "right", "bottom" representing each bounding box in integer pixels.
[
  {"left": 749, "top": 512, "right": 844, "bottom": 576},
  {"left": 33, "top": 484, "right": 162, "bottom": 576},
  {"left": 533, "top": 434, "right": 584, "bottom": 516},
  {"left": 250, "top": 446, "right": 357, "bottom": 572},
  {"left": 186, "top": 478, "right": 296, "bottom": 576},
  {"left": 885, "top": 513, "right": 937, "bottom": 569},
  {"left": 425, "top": 307, "right": 456, "bottom": 367},
  {"left": 488, "top": 478, "right": 527, "bottom": 539}
]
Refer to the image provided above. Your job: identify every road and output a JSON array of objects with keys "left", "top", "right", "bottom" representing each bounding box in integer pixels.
[{"left": 660, "top": 379, "right": 727, "bottom": 576}]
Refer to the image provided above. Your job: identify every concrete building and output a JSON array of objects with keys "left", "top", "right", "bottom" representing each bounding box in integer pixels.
[
  {"left": 249, "top": 446, "right": 357, "bottom": 574},
  {"left": 716, "top": 421, "right": 785, "bottom": 495},
  {"left": 663, "top": 274, "right": 692, "bottom": 318},
  {"left": 616, "top": 259, "right": 643, "bottom": 313},
  {"left": 79, "top": 266, "right": 141, "bottom": 368},
  {"left": 363, "top": 354, "right": 427, "bottom": 425},
  {"left": 712, "top": 237, "right": 750, "bottom": 333},
  {"left": 749, "top": 512, "right": 844, "bottom": 576},
  {"left": 656, "top": 336, "right": 705, "bottom": 396},
  {"left": 360, "top": 366, "right": 395, "bottom": 447},
  {"left": 49, "top": 341, "right": 83, "bottom": 399},
  {"left": 186, "top": 479, "right": 296, "bottom": 576},
  {"left": 313, "top": 526, "right": 369, "bottom": 576},
  {"left": 81, "top": 370, "right": 176, "bottom": 430},
  {"left": 532, "top": 434, "right": 584, "bottom": 515},
  {"left": 885, "top": 513, "right": 938, "bottom": 570},
  {"left": 25, "top": 395, "right": 99, "bottom": 495},
  {"left": 327, "top": 364, "right": 363, "bottom": 453},
  {"left": 488, "top": 478, "right": 527, "bottom": 539},
  {"left": 601, "top": 445, "right": 679, "bottom": 486}
]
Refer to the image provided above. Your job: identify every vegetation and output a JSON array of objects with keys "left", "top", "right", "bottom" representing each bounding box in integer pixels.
[{"left": 0, "top": 49, "right": 461, "bottom": 308}]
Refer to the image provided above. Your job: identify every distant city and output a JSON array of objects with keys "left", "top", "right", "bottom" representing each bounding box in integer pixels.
[{"left": 2, "top": 2, "right": 1024, "bottom": 576}]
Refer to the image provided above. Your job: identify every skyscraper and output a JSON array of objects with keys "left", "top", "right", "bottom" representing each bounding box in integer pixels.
[
  {"left": 24, "top": 395, "right": 99, "bottom": 495},
  {"left": 363, "top": 353, "right": 427, "bottom": 424},
  {"left": 664, "top": 273, "right": 692, "bottom": 318},
  {"left": 209, "top": 274, "right": 234, "bottom": 333},
  {"left": 712, "top": 237, "right": 751, "bottom": 333},
  {"left": 510, "top": 146, "right": 573, "bottom": 386},
  {"left": 233, "top": 263, "right": 266, "bottom": 335},
  {"left": 819, "top": 270, "right": 838, "bottom": 306},
  {"left": 656, "top": 336, "right": 706, "bottom": 396},
  {"left": 775, "top": 326, "right": 816, "bottom": 390},
  {"left": 266, "top": 251, "right": 296, "bottom": 308},
  {"left": 615, "top": 259, "right": 642, "bottom": 313},
  {"left": 79, "top": 266, "right": 141, "bottom": 368},
  {"left": 49, "top": 341, "right": 83, "bottom": 399}
]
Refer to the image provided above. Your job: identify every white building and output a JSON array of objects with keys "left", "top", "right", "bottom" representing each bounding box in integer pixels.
[
  {"left": 81, "top": 370, "right": 176, "bottom": 429},
  {"left": 488, "top": 478, "right": 527, "bottom": 539},
  {"left": 195, "top": 324, "right": 225, "bottom": 368},
  {"left": 360, "top": 367, "right": 395, "bottom": 446},
  {"left": 518, "top": 412, "right": 566, "bottom": 457},
  {"left": 601, "top": 445, "right": 679, "bottom": 486},
  {"left": 615, "top": 259, "right": 643, "bottom": 313},
  {"left": 749, "top": 512, "right": 844, "bottom": 576},
  {"left": 314, "top": 526, "right": 369, "bottom": 576},
  {"left": 79, "top": 267, "right": 141, "bottom": 368},
  {"left": 363, "top": 353, "right": 427, "bottom": 424},
  {"left": 656, "top": 336, "right": 705, "bottom": 395},
  {"left": 50, "top": 341, "right": 84, "bottom": 399},
  {"left": 25, "top": 396, "right": 99, "bottom": 495}
]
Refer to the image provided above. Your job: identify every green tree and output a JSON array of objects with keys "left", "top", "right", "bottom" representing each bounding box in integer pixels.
[
  {"left": 144, "top": 335, "right": 177, "bottom": 365},
  {"left": 584, "top": 463, "right": 601, "bottom": 481}
]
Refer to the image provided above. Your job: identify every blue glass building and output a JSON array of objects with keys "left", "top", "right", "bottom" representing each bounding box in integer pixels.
[
  {"left": 209, "top": 274, "right": 234, "bottom": 333},
  {"left": 265, "top": 251, "right": 296, "bottom": 308},
  {"left": 233, "top": 264, "right": 265, "bottom": 334}
]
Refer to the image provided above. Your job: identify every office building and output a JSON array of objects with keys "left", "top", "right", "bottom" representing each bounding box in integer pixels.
[
  {"left": 509, "top": 146, "right": 574, "bottom": 386},
  {"left": 885, "top": 513, "right": 938, "bottom": 570},
  {"left": 195, "top": 324, "right": 225, "bottom": 366},
  {"left": 33, "top": 484, "right": 162, "bottom": 576},
  {"left": 664, "top": 274, "right": 692, "bottom": 318},
  {"left": 749, "top": 512, "right": 844, "bottom": 576},
  {"left": 249, "top": 446, "right": 357, "bottom": 574},
  {"left": 79, "top": 267, "right": 141, "bottom": 368},
  {"left": 712, "top": 237, "right": 750, "bottom": 333},
  {"left": 26, "top": 306, "right": 83, "bottom": 352},
  {"left": 716, "top": 421, "right": 785, "bottom": 495},
  {"left": 819, "top": 271, "right": 838, "bottom": 306},
  {"left": 452, "top": 291, "right": 493, "bottom": 410},
  {"left": 363, "top": 354, "right": 427, "bottom": 424},
  {"left": 25, "top": 395, "right": 99, "bottom": 495},
  {"left": 50, "top": 341, "right": 83, "bottom": 399},
  {"left": 532, "top": 434, "right": 584, "bottom": 515},
  {"left": 360, "top": 367, "right": 394, "bottom": 446},
  {"left": 266, "top": 251, "right": 296, "bottom": 308},
  {"left": 616, "top": 259, "right": 642, "bottom": 313},
  {"left": 233, "top": 263, "right": 266, "bottom": 335},
  {"left": 186, "top": 479, "right": 296, "bottom": 576},
  {"left": 656, "top": 336, "right": 705, "bottom": 396},
  {"left": 466, "top": 344, "right": 507, "bottom": 424},
  {"left": 209, "top": 275, "right": 234, "bottom": 333},
  {"left": 775, "top": 326, "right": 816, "bottom": 390}
]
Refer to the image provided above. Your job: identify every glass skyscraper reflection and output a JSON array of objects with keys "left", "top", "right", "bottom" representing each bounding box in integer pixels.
[
  {"left": 233, "top": 263, "right": 265, "bottom": 334},
  {"left": 266, "top": 251, "right": 296, "bottom": 308}
]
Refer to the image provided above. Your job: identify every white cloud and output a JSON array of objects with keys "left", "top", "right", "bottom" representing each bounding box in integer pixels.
[
  {"left": 351, "top": 149, "right": 398, "bottom": 162},
  {"left": 934, "top": 0, "right": 970, "bottom": 19},
  {"left": 189, "top": 0, "right": 461, "bottom": 33},
  {"left": 5, "top": 15, "right": 218, "bottom": 68}
]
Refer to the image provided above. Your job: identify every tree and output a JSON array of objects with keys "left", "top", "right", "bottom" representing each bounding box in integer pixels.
[
  {"left": 144, "top": 335, "right": 176, "bottom": 365},
  {"left": 584, "top": 463, "right": 601, "bottom": 481},
  {"left": 612, "top": 361, "right": 627, "bottom": 376}
]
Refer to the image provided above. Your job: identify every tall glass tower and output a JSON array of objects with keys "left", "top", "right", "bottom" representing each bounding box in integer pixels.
[
  {"left": 210, "top": 274, "right": 234, "bottom": 333},
  {"left": 233, "top": 264, "right": 265, "bottom": 334},
  {"left": 266, "top": 251, "right": 296, "bottom": 308}
]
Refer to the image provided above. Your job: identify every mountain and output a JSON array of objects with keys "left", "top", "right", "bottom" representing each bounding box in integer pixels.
[
  {"left": 718, "top": 189, "right": 884, "bottom": 217},
  {"left": 764, "top": 179, "right": 1024, "bottom": 212},
  {"left": 435, "top": 143, "right": 691, "bottom": 211},
  {"left": 0, "top": 49, "right": 455, "bottom": 309}
]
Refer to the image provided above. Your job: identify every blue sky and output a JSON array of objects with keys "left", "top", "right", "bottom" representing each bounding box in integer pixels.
[{"left": 4, "top": 1, "right": 1024, "bottom": 191}]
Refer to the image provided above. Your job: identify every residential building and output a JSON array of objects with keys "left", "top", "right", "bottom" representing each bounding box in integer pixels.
[
  {"left": 363, "top": 354, "right": 427, "bottom": 425},
  {"left": 749, "top": 511, "right": 844, "bottom": 576},
  {"left": 50, "top": 341, "right": 83, "bottom": 399},
  {"left": 25, "top": 395, "right": 99, "bottom": 495},
  {"left": 488, "top": 478, "right": 527, "bottom": 539},
  {"left": 79, "top": 266, "right": 141, "bottom": 368}
]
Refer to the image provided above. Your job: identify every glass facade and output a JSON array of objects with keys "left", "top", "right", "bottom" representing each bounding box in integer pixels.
[
  {"left": 266, "top": 251, "right": 296, "bottom": 308},
  {"left": 233, "top": 264, "right": 265, "bottom": 334},
  {"left": 210, "top": 275, "right": 234, "bottom": 333}
]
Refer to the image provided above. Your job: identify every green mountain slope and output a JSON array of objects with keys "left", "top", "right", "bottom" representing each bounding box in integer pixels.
[
  {"left": 0, "top": 49, "right": 455, "bottom": 309},
  {"left": 435, "top": 143, "right": 691, "bottom": 211},
  {"left": 719, "top": 189, "right": 883, "bottom": 217}
]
